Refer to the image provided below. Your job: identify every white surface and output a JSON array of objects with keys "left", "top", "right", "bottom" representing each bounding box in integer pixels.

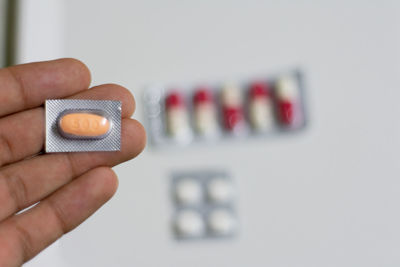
[
  {"left": 20, "top": 0, "right": 400, "bottom": 266},
  {"left": 15, "top": 0, "right": 65, "bottom": 64}
]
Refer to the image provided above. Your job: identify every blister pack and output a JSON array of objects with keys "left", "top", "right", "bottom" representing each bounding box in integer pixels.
[
  {"left": 144, "top": 70, "right": 307, "bottom": 148},
  {"left": 45, "top": 99, "right": 122, "bottom": 152},
  {"left": 171, "top": 171, "right": 237, "bottom": 240}
]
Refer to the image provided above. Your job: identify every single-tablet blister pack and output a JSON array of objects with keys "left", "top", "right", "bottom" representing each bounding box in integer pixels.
[
  {"left": 45, "top": 99, "right": 122, "bottom": 152},
  {"left": 144, "top": 70, "right": 307, "bottom": 148},
  {"left": 171, "top": 171, "right": 237, "bottom": 240}
]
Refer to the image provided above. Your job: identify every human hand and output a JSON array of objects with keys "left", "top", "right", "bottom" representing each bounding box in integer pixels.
[{"left": 0, "top": 59, "right": 146, "bottom": 266}]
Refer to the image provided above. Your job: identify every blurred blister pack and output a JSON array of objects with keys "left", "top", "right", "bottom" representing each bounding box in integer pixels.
[
  {"left": 143, "top": 70, "right": 307, "bottom": 148},
  {"left": 45, "top": 99, "right": 122, "bottom": 152},
  {"left": 171, "top": 170, "right": 237, "bottom": 240}
]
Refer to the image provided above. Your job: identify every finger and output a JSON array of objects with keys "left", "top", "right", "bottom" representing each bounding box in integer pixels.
[
  {"left": 0, "top": 118, "right": 146, "bottom": 221},
  {"left": 69, "top": 83, "right": 136, "bottom": 117},
  {"left": 0, "top": 167, "right": 118, "bottom": 266},
  {"left": 0, "top": 83, "right": 136, "bottom": 167},
  {"left": 0, "top": 58, "right": 91, "bottom": 117}
]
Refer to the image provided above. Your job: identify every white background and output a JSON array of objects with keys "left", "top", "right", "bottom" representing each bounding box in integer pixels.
[{"left": 19, "top": 0, "right": 400, "bottom": 266}]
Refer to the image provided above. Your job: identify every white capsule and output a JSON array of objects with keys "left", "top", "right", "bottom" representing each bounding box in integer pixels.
[
  {"left": 249, "top": 98, "right": 274, "bottom": 131},
  {"left": 175, "top": 178, "right": 203, "bottom": 205},
  {"left": 194, "top": 104, "right": 218, "bottom": 136},
  {"left": 275, "top": 75, "right": 304, "bottom": 127},
  {"left": 207, "top": 178, "right": 234, "bottom": 204},
  {"left": 165, "top": 91, "right": 192, "bottom": 142},
  {"left": 175, "top": 210, "right": 205, "bottom": 237},
  {"left": 221, "top": 84, "right": 245, "bottom": 132},
  {"left": 166, "top": 108, "right": 191, "bottom": 140},
  {"left": 207, "top": 209, "right": 236, "bottom": 236}
]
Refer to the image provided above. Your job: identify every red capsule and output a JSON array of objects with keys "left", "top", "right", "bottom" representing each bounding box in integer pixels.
[
  {"left": 278, "top": 100, "right": 294, "bottom": 125},
  {"left": 221, "top": 84, "right": 244, "bottom": 132},
  {"left": 165, "top": 90, "right": 191, "bottom": 140},
  {"left": 275, "top": 75, "right": 302, "bottom": 127},
  {"left": 165, "top": 91, "right": 185, "bottom": 109},
  {"left": 223, "top": 106, "right": 244, "bottom": 131},
  {"left": 249, "top": 81, "right": 270, "bottom": 100},
  {"left": 248, "top": 81, "right": 274, "bottom": 131},
  {"left": 193, "top": 87, "right": 213, "bottom": 105},
  {"left": 193, "top": 87, "right": 218, "bottom": 136}
]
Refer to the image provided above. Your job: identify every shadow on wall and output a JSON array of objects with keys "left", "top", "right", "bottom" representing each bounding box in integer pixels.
[{"left": 4, "top": 0, "right": 18, "bottom": 67}]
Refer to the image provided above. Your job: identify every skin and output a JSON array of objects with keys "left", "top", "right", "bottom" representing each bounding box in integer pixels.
[{"left": 0, "top": 58, "right": 146, "bottom": 266}]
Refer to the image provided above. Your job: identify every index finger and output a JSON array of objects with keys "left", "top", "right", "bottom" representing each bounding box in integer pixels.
[{"left": 0, "top": 58, "right": 91, "bottom": 117}]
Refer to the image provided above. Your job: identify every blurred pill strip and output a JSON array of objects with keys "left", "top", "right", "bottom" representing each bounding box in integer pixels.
[{"left": 145, "top": 70, "right": 306, "bottom": 148}]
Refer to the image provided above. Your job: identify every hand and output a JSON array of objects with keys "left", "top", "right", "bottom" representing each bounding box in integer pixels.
[{"left": 0, "top": 59, "right": 146, "bottom": 266}]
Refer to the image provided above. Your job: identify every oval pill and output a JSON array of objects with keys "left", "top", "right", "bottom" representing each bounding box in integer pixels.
[{"left": 58, "top": 112, "right": 111, "bottom": 138}]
